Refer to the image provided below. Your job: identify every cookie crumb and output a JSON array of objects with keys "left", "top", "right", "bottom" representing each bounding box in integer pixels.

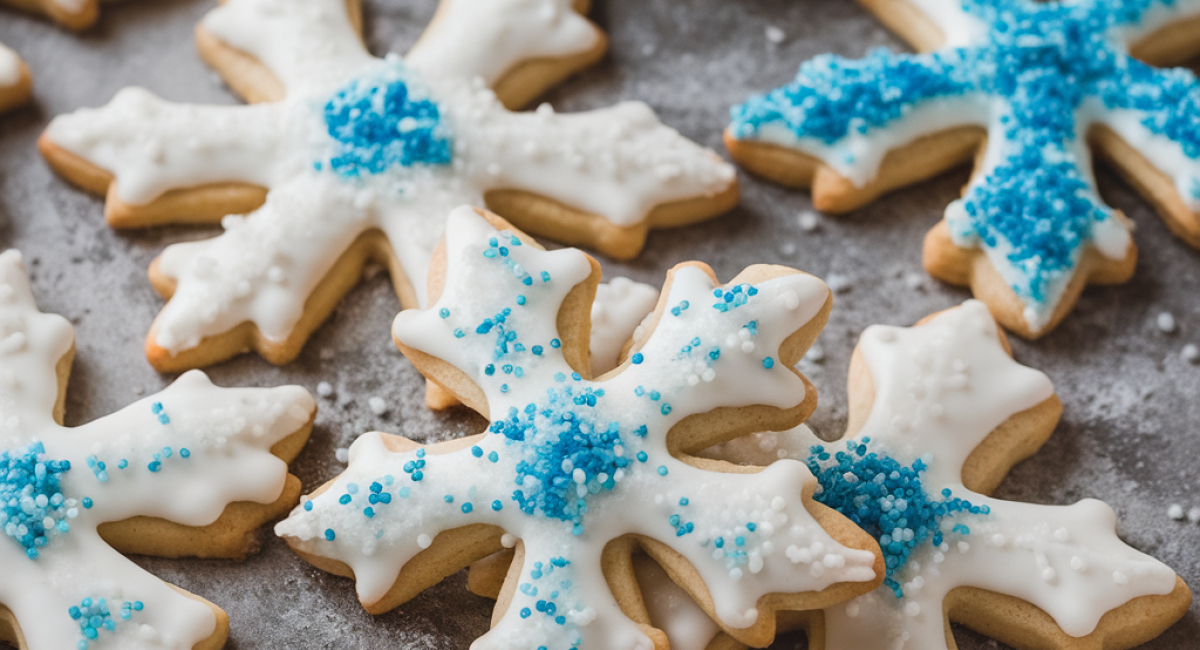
[
  {"left": 1156, "top": 312, "right": 1176, "bottom": 333},
  {"left": 804, "top": 342, "right": 826, "bottom": 364},
  {"left": 368, "top": 396, "right": 387, "bottom": 415},
  {"left": 317, "top": 381, "right": 334, "bottom": 398},
  {"left": 335, "top": 447, "right": 349, "bottom": 463},
  {"left": 765, "top": 25, "right": 786, "bottom": 45},
  {"left": 1168, "top": 504, "right": 1184, "bottom": 520},
  {"left": 826, "top": 273, "right": 852, "bottom": 294},
  {"left": 1182, "top": 343, "right": 1199, "bottom": 363},
  {"left": 797, "top": 210, "right": 820, "bottom": 232}
]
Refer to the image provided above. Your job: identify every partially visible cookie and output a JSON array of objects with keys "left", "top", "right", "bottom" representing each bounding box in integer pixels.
[
  {"left": 494, "top": 300, "right": 1192, "bottom": 650},
  {"left": 727, "top": 0, "right": 1200, "bottom": 339},
  {"left": 0, "top": 250, "right": 317, "bottom": 650},
  {"left": 276, "top": 206, "right": 885, "bottom": 650},
  {"left": 0, "top": 42, "right": 31, "bottom": 114},
  {"left": 1, "top": 0, "right": 96, "bottom": 31},
  {"left": 40, "top": 0, "right": 737, "bottom": 372}
]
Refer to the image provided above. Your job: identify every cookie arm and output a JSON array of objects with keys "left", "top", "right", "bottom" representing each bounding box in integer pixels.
[
  {"left": 407, "top": 0, "right": 604, "bottom": 109},
  {"left": 475, "top": 102, "right": 737, "bottom": 260},
  {"left": 61, "top": 371, "right": 314, "bottom": 533},
  {"left": 143, "top": 175, "right": 379, "bottom": 370},
  {"left": 0, "top": 534, "right": 225, "bottom": 650},
  {"left": 41, "top": 88, "right": 291, "bottom": 221}
]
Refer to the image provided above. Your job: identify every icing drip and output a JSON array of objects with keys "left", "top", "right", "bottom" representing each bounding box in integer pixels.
[
  {"left": 44, "top": 0, "right": 735, "bottom": 357},
  {"left": 0, "top": 250, "right": 316, "bottom": 650},
  {"left": 730, "top": 0, "right": 1200, "bottom": 330},
  {"left": 277, "top": 207, "right": 877, "bottom": 650},
  {"left": 643, "top": 301, "right": 1180, "bottom": 650}
]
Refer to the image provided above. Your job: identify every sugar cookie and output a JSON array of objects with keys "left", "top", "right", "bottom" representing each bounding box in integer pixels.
[
  {"left": 275, "top": 206, "right": 885, "bottom": 650},
  {"left": 0, "top": 250, "right": 317, "bottom": 650},
  {"left": 40, "top": 0, "right": 738, "bottom": 372},
  {"left": 727, "top": 0, "right": 1200, "bottom": 338}
]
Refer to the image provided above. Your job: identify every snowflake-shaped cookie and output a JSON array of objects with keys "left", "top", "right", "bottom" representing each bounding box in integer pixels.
[
  {"left": 0, "top": 250, "right": 317, "bottom": 650},
  {"left": 569, "top": 301, "right": 1191, "bottom": 650},
  {"left": 275, "top": 206, "right": 884, "bottom": 650},
  {"left": 40, "top": 0, "right": 738, "bottom": 372},
  {"left": 0, "top": 42, "right": 30, "bottom": 115},
  {"left": 727, "top": 0, "right": 1200, "bottom": 338}
]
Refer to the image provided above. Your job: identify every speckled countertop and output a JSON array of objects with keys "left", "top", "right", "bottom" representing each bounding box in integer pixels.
[{"left": 0, "top": 1, "right": 1198, "bottom": 648}]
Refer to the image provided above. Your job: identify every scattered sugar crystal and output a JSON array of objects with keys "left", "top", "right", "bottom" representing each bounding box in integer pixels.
[
  {"left": 1168, "top": 504, "right": 1185, "bottom": 520},
  {"left": 1189, "top": 508, "right": 1200, "bottom": 524},
  {"left": 765, "top": 25, "right": 786, "bottom": 44},
  {"left": 797, "top": 210, "right": 820, "bottom": 232},
  {"left": 316, "top": 381, "right": 334, "bottom": 398},
  {"left": 804, "top": 342, "right": 825, "bottom": 364},
  {"left": 779, "top": 241, "right": 797, "bottom": 256},
  {"left": 826, "top": 273, "right": 852, "bottom": 294},
  {"left": 368, "top": 396, "right": 387, "bottom": 415},
  {"left": 335, "top": 447, "right": 349, "bottom": 463},
  {"left": 1156, "top": 312, "right": 1176, "bottom": 333},
  {"left": 904, "top": 272, "right": 924, "bottom": 290},
  {"left": 1182, "top": 344, "right": 1199, "bottom": 363}
]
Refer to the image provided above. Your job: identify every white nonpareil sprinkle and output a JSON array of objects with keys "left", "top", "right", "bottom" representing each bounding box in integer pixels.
[
  {"left": 765, "top": 25, "right": 786, "bottom": 44},
  {"left": 368, "top": 396, "right": 387, "bottom": 415},
  {"left": 1189, "top": 508, "right": 1200, "bottom": 524},
  {"left": 1168, "top": 504, "right": 1185, "bottom": 520},
  {"left": 1156, "top": 312, "right": 1177, "bottom": 333},
  {"left": 335, "top": 447, "right": 349, "bottom": 463},
  {"left": 1182, "top": 344, "right": 1199, "bottom": 363},
  {"left": 316, "top": 381, "right": 334, "bottom": 397},
  {"left": 797, "top": 210, "right": 820, "bottom": 232}
]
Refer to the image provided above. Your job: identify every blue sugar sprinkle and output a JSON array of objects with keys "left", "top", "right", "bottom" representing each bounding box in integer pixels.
[
  {"left": 324, "top": 529, "right": 336, "bottom": 541},
  {"left": 492, "top": 500, "right": 504, "bottom": 511},
  {"left": 2, "top": 441, "right": 73, "bottom": 559},
  {"left": 631, "top": 353, "right": 644, "bottom": 365},
  {"left": 70, "top": 597, "right": 141, "bottom": 649},
  {"left": 472, "top": 446, "right": 484, "bottom": 458},
  {"left": 806, "top": 438, "right": 987, "bottom": 598},
  {"left": 657, "top": 466, "right": 668, "bottom": 476},
  {"left": 762, "top": 357, "right": 775, "bottom": 369},
  {"left": 731, "top": 0, "right": 1200, "bottom": 315},
  {"left": 322, "top": 63, "right": 451, "bottom": 178},
  {"left": 462, "top": 503, "right": 474, "bottom": 513}
]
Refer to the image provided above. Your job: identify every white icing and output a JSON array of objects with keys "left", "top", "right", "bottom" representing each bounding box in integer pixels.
[
  {"left": 406, "top": 0, "right": 601, "bottom": 86},
  {"left": 1101, "top": 105, "right": 1200, "bottom": 214},
  {"left": 277, "top": 208, "right": 875, "bottom": 650},
  {"left": 750, "top": 94, "right": 990, "bottom": 188},
  {"left": 0, "top": 249, "right": 316, "bottom": 650},
  {"left": 588, "top": 277, "right": 659, "bottom": 376},
  {"left": 645, "top": 301, "right": 1179, "bottom": 650},
  {"left": 44, "top": 0, "right": 735, "bottom": 356},
  {"left": 0, "top": 43, "right": 20, "bottom": 88}
]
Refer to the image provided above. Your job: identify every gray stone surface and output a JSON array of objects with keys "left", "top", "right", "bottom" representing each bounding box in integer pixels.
[{"left": 1, "top": 0, "right": 1198, "bottom": 648}]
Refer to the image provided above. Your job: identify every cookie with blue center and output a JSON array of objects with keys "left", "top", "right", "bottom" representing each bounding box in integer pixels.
[
  {"left": 727, "top": 0, "right": 1200, "bottom": 339},
  {"left": 39, "top": 0, "right": 738, "bottom": 374},
  {"left": 0, "top": 42, "right": 30, "bottom": 115},
  {"left": 0, "top": 250, "right": 317, "bottom": 650},
  {"left": 276, "top": 206, "right": 888, "bottom": 650},
  {"left": 500, "top": 301, "right": 1190, "bottom": 650}
]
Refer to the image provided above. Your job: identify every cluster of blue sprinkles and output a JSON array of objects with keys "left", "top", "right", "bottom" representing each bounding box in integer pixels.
[
  {"left": 319, "top": 62, "right": 452, "bottom": 178},
  {"left": 712, "top": 284, "right": 758, "bottom": 312},
  {"left": 805, "top": 438, "right": 988, "bottom": 598},
  {"left": 150, "top": 401, "right": 170, "bottom": 425},
  {"left": 730, "top": 0, "right": 1200, "bottom": 311},
  {"left": 69, "top": 597, "right": 142, "bottom": 650},
  {"left": 2, "top": 441, "right": 74, "bottom": 559},
  {"left": 516, "top": 556, "right": 576, "bottom": 633}
]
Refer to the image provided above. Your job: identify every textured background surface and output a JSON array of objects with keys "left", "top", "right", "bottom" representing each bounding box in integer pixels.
[{"left": 1, "top": 1, "right": 1198, "bottom": 648}]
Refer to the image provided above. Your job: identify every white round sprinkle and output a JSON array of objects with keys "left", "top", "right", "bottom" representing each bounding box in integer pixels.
[
  {"left": 1070, "top": 556, "right": 1086, "bottom": 572},
  {"left": 765, "top": 25, "right": 786, "bottom": 44},
  {"left": 501, "top": 534, "right": 516, "bottom": 548},
  {"left": 905, "top": 602, "right": 920, "bottom": 617},
  {"left": 1182, "top": 344, "right": 1199, "bottom": 363},
  {"left": 417, "top": 533, "right": 432, "bottom": 549},
  {"left": 368, "top": 396, "right": 387, "bottom": 415},
  {"left": 1053, "top": 527, "right": 1070, "bottom": 542},
  {"left": 316, "top": 381, "right": 334, "bottom": 398},
  {"left": 1188, "top": 508, "right": 1200, "bottom": 524},
  {"left": 797, "top": 210, "right": 820, "bottom": 232},
  {"left": 1113, "top": 571, "right": 1128, "bottom": 585},
  {"left": 1042, "top": 567, "right": 1057, "bottom": 582},
  {"left": 1168, "top": 504, "right": 1185, "bottom": 520},
  {"left": 1156, "top": 312, "right": 1177, "bottom": 333},
  {"left": 335, "top": 447, "right": 349, "bottom": 463}
]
